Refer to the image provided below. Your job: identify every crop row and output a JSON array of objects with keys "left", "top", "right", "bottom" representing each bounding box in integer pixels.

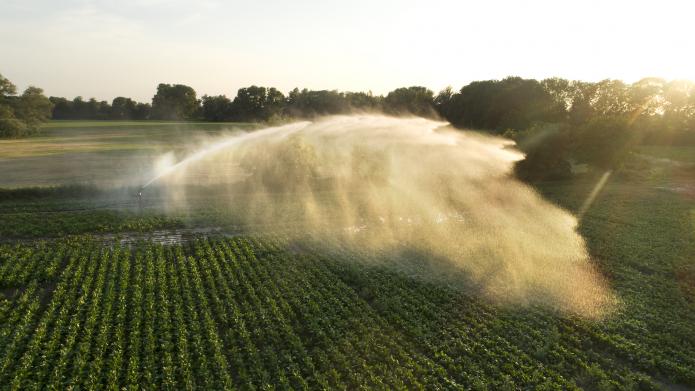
[{"left": 0, "top": 235, "right": 693, "bottom": 389}]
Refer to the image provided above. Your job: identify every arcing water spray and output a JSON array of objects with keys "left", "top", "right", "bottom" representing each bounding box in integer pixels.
[{"left": 145, "top": 115, "right": 615, "bottom": 317}]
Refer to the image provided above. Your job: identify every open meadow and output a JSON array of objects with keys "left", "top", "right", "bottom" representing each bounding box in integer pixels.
[
  {"left": 0, "top": 121, "right": 257, "bottom": 188},
  {"left": 0, "top": 121, "right": 694, "bottom": 389}
]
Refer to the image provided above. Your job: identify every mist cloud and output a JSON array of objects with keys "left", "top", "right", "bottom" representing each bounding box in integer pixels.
[{"left": 151, "top": 115, "right": 615, "bottom": 317}]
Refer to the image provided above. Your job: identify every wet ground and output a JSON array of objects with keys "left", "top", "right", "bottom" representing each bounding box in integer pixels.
[{"left": 102, "top": 226, "right": 231, "bottom": 246}]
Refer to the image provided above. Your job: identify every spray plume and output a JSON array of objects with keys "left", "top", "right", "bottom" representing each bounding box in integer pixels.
[
  {"left": 149, "top": 115, "right": 614, "bottom": 317},
  {"left": 143, "top": 121, "right": 311, "bottom": 188}
]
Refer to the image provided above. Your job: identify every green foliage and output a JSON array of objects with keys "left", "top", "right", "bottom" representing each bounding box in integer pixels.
[
  {"left": 14, "top": 87, "right": 53, "bottom": 127},
  {"left": 12, "top": 73, "right": 695, "bottom": 179},
  {"left": 439, "top": 77, "right": 562, "bottom": 132},
  {"left": 435, "top": 76, "right": 695, "bottom": 178},
  {"left": 151, "top": 83, "right": 198, "bottom": 120},
  {"left": 110, "top": 96, "right": 150, "bottom": 120},
  {"left": 512, "top": 115, "right": 638, "bottom": 179},
  {"left": 286, "top": 88, "right": 350, "bottom": 117},
  {"left": 510, "top": 123, "right": 573, "bottom": 181},
  {"left": 345, "top": 91, "right": 382, "bottom": 112},
  {"left": 232, "top": 85, "right": 286, "bottom": 122},
  {"left": 0, "top": 184, "right": 101, "bottom": 201},
  {"left": 383, "top": 86, "right": 435, "bottom": 118},
  {"left": 0, "top": 116, "right": 28, "bottom": 138},
  {"left": 0, "top": 175, "right": 693, "bottom": 389},
  {"left": 45, "top": 86, "right": 386, "bottom": 122},
  {"left": 0, "top": 74, "right": 52, "bottom": 138},
  {"left": 572, "top": 116, "right": 635, "bottom": 169},
  {"left": 53, "top": 96, "right": 108, "bottom": 119},
  {"left": 200, "top": 94, "right": 233, "bottom": 121},
  {"left": 49, "top": 96, "right": 149, "bottom": 120},
  {"left": 0, "top": 74, "right": 17, "bottom": 95}
]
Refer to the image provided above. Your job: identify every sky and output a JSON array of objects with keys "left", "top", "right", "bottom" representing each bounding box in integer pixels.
[{"left": 1, "top": 0, "right": 694, "bottom": 102}]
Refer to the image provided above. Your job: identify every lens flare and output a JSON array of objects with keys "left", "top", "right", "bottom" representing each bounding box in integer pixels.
[{"left": 579, "top": 170, "right": 613, "bottom": 217}]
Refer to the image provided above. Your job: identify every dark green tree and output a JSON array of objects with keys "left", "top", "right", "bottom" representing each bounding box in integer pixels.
[
  {"left": 0, "top": 73, "right": 23, "bottom": 137},
  {"left": 264, "top": 87, "right": 286, "bottom": 121},
  {"left": 0, "top": 73, "right": 16, "bottom": 96},
  {"left": 383, "top": 86, "right": 435, "bottom": 118},
  {"left": 571, "top": 116, "right": 634, "bottom": 169},
  {"left": 151, "top": 83, "right": 198, "bottom": 120},
  {"left": 345, "top": 91, "right": 381, "bottom": 112},
  {"left": 433, "top": 86, "right": 454, "bottom": 119},
  {"left": 232, "top": 86, "right": 268, "bottom": 121},
  {"left": 0, "top": 74, "right": 52, "bottom": 138},
  {"left": 110, "top": 97, "right": 138, "bottom": 119},
  {"left": 132, "top": 102, "right": 151, "bottom": 120},
  {"left": 444, "top": 77, "right": 559, "bottom": 132},
  {"left": 201, "top": 95, "right": 233, "bottom": 121},
  {"left": 15, "top": 87, "right": 53, "bottom": 127},
  {"left": 285, "top": 88, "right": 349, "bottom": 117},
  {"left": 590, "top": 79, "right": 632, "bottom": 116},
  {"left": 49, "top": 97, "right": 73, "bottom": 119}
]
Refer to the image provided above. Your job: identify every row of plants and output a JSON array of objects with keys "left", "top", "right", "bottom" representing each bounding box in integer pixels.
[{"left": 0, "top": 228, "right": 693, "bottom": 389}]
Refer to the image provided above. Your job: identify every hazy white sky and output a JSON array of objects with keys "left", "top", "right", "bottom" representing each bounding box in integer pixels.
[{"left": 1, "top": 0, "right": 693, "bottom": 102}]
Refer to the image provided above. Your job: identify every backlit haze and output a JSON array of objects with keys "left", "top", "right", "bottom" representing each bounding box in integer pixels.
[{"left": 1, "top": 0, "right": 693, "bottom": 101}]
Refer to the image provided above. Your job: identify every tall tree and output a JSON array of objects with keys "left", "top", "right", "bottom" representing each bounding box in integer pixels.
[
  {"left": 345, "top": 91, "right": 381, "bottom": 112},
  {"left": 49, "top": 97, "right": 73, "bottom": 119},
  {"left": 14, "top": 87, "right": 53, "bottom": 127},
  {"left": 201, "top": 95, "right": 233, "bottom": 121},
  {"left": 433, "top": 86, "right": 454, "bottom": 119},
  {"left": 0, "top": 74, "right": 52, "bottom": 138},
  {"left": 0, "top": 73, "right": 16, "bottom": 96},
  {"left": 445, "top": 77, "right": 559, "bottom": 132},
  {"left": 264, "top": 87, "right": 285, "bottom": 120},
  {"left": 132, "top": 102, "right": 151, "bottom": 120},
  {"left": 383, "top": 86, "right": 435, "bottom": 118},
  {"left": 151, "top": 83, "right": 198, "bottom": 120},
  {"left": 285, "top": 89, "right": 349, "bottom": 117},
  {"left": 0, "top": 73, "right": 24, "bottom": 137},
  {"left": 232, "top": 86, "right": 287, "bottom": 121},
  {"left": 110, "top": 97, "right": 138, "bottom": 119},
  {"left": 232, "top": 86, "right": 268, "bottom": 121}
]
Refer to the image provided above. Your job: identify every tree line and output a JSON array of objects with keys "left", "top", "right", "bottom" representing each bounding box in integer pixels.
[
  {"left": 434, "top": 77, "right": 695, "bottom": 178},
  {"left": 2, "top": 72, "right": 694, "bottom": 180},
  {"left": 46, "top": 84, "right": 434, "bottom": 123}
]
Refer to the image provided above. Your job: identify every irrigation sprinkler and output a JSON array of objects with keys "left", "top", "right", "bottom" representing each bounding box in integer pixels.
[{"left": 137, "top": 187, "right": 144, "bottom": 212}]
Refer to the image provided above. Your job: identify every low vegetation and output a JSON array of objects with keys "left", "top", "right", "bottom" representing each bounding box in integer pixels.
[{"left": 0, "top": 160, "right": 694, "bottom": 389}]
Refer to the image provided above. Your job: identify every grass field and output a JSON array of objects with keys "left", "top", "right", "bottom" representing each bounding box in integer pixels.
[
  {"left": 637, "top": 145, "right": 695, "bottom": 164},
  {"left": 0, "top": 121, "right": 256, "bottom": 187},
  {"left": 0, "top": 121, "right": 694, "bottom": 389}
]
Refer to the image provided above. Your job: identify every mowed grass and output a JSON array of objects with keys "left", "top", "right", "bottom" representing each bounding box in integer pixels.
[
  {"left": 637, "top": 145, "right": 695, "bottom": 163},
  {"left": 0, "top": 120, "right": 258, "bottom": 187},
  {"left": 42, "top": 120, "right": 256, "bottom": 129},
  {"left": 0, "top": 120, "right": 257, "bottom": 158}
]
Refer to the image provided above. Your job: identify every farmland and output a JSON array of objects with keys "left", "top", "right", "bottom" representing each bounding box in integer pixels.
[
  {"left": 0, "top": 122, "right": 694, "bottom": 389},
  {"left": 0, "top": 121, "right": 256, "bottom": 188}
]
